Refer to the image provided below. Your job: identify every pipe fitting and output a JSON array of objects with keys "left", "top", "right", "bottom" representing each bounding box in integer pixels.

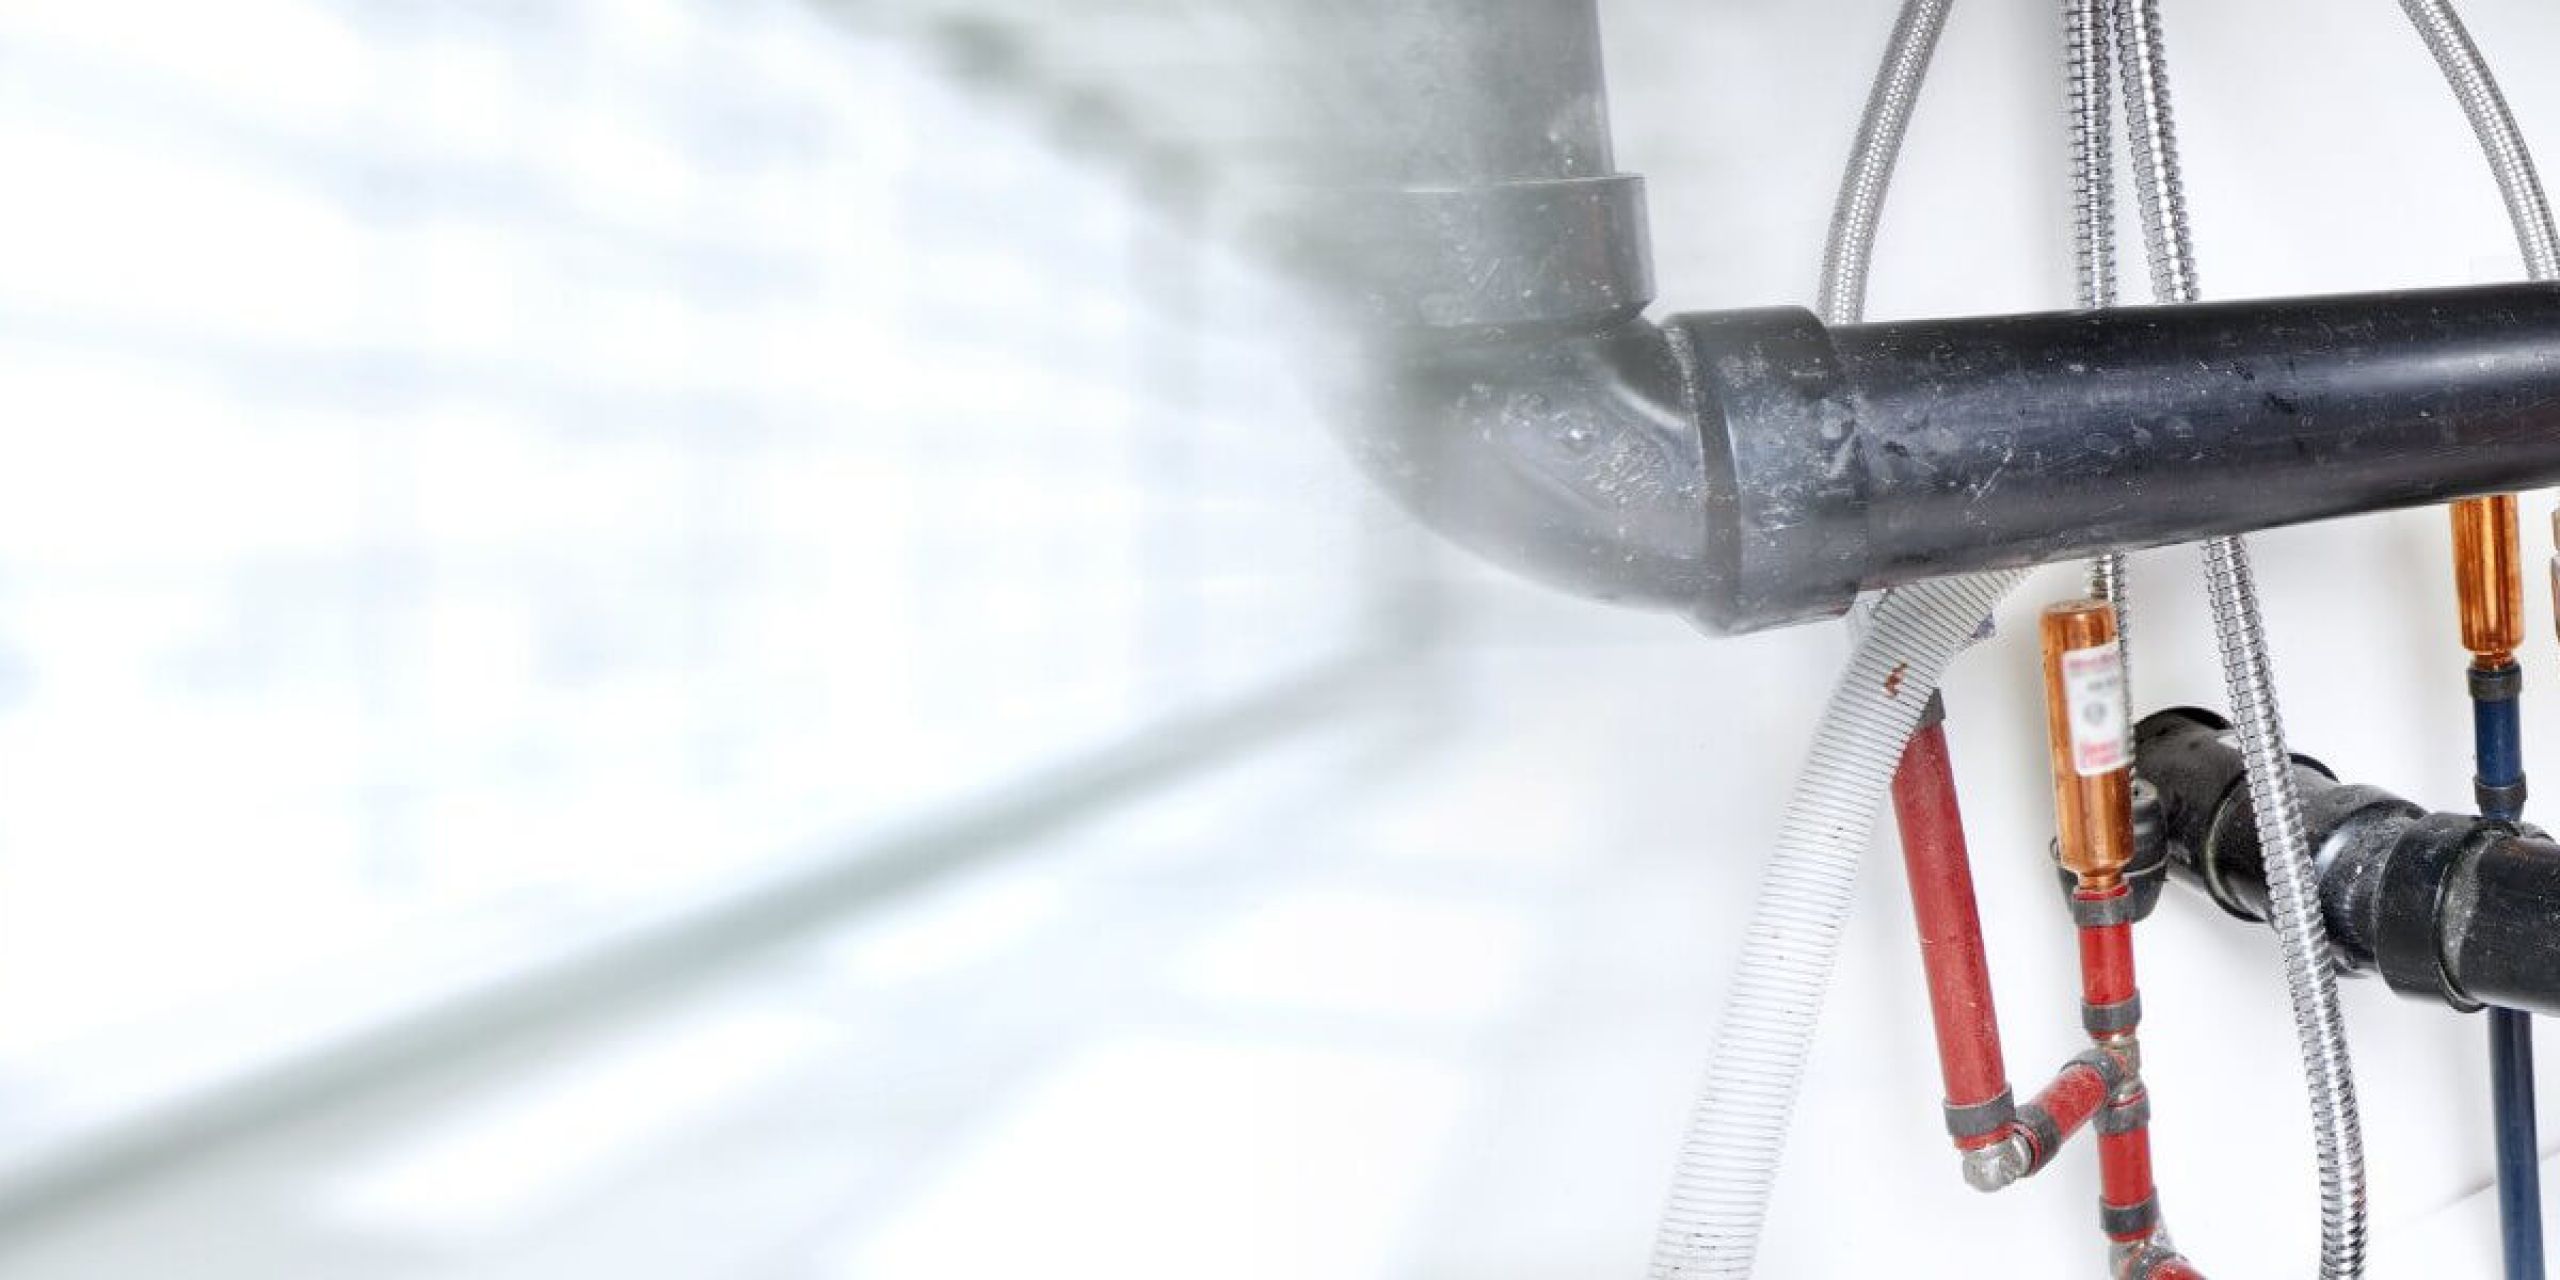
[
  {"left": 2113, "top": 1232, "right": 2203, "bottom": 1280},
  {"left": 1961, "top": 1130, "right": 2033, "bottom": 1193},
  {"left": 2075, "top": 1043, "right": 2139, "bottom": 1095},
  {"left": 1943, "top": 1087, "right": 2019, "bottom": 1148},
  {"left": 2142, "top": 707, "right": 2560, "bottom": 1015},
  {"left": 1298, "top": 2, "right": 2560, "bottom": 639},
  {"left": 2453, "top": 494, "right": 2525, "bottom": 666},
  {"left": 1330, "top": 275, "right": 2560, "bottom": 634},
  {"left": 1320, "top": 178, "right": 1653, "bottom": 331},
  {"left": 2041, "top": 600, "right": 2135, "bottom": 890},
  {"left": 1341, "top": 315, "right": 1715, "bottom": 615}
]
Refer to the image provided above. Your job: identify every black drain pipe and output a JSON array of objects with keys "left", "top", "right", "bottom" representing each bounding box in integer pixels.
[
  {"left": 2139, "top": 707, "right": 2560, "bottom": 1017},
  {"left": 1293, "top": 0, "right": 2560, "bottom": 635}
]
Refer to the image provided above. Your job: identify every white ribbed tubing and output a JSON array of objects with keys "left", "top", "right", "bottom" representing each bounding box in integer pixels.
[
  {"left": 1647, "top": 5, "right": 1986, "bottom": 1275},
  {"left": 1647, "top": 572, "right": 2022, "bottom": 1278}
]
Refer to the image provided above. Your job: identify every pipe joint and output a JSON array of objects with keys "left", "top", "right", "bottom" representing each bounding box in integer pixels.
[
  {"left": 2102, "top": 1195, "right": 2164, "bottom": 1244},
  {"left": 2099, "top": 1089, "right": 2155, "bottom": 1136},
  {"left": 1943, "top": 1087, "right": 2020, "bottom": 1146},
  {"left": 1320, "top": 177, "right": 1653, "bottom": 331},
  {"left": 1961, "top": 1129, "right": 2034, "bottom": 1193},
  {"left": 2113, "top": 1232, "right": 2203, "bottom": 1280},
  {"left": 2142, "top": 708, "right": 2560, "bottom": 1016}
]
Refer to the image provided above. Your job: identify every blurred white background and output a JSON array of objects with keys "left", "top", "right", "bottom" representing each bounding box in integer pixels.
[{"left": 0, "top": 0, "right": 2558, "bottom": 1276}]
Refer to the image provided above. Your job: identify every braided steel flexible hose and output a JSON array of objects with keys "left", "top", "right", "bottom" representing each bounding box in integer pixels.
[
  {"left": 1816, "top": 0, "right": 1956, "bottom": 326},
  {"left": 2068, "top": 0, "right": 2132, "bottom": 675},
  {"left": 2399, "top": 0, "right": 2560, "bottom": 279},
  {"left": 2115, "top": 2, "right": 2368, "bottom": 1275}
]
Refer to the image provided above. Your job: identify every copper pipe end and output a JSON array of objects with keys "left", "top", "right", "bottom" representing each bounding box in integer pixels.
[
  {"left": 2453, "top": 494, "right": 2523, "bottom": 665},
  {"left": 2041, "top": 600, "right": 2133, "bottom": 892}
]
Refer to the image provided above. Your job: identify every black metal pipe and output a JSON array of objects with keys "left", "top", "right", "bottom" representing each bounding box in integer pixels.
[
  {"left": 1295, "top": 2, "right": 2560, "bottom": 636},
  {"left": 2139, "top": 707, "right": 2560, "bottom": 1017},
  {"left": 1681, "top": 284, "right": 2560, "bottom": 631},
  {"left": 1340, "top": 314, "right": 1712, "bottom": 613}
]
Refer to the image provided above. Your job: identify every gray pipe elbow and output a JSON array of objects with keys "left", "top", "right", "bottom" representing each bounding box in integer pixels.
[
  {"left": 1341, "top": 312, "right": 1718, "bottom": 618},
  {"left": 1303, "top": 157, "right": 1756, "bottom": 626},
  {"left": 1282, "top": 0, "right": 1744, "bottom": 627},
  {"left": 1293, "top": 1, "right": 2560, "bottom": 642},
  {"left": 1330, "top": 286, "right": 1883, "bottom": 634}
]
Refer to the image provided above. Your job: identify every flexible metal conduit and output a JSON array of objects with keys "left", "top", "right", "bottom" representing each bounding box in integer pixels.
[
  {"left": 2112, "top": 3, "right": 2367, "bottom": 1274},
  {"left": 2067, "top": 0, "right": 2122, "bottom": 315},
  {"left": 2066, "top": 0, "right": 2132, "bottom": 657}
]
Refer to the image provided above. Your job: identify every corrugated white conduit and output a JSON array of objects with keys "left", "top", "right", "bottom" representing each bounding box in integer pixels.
[
  {"left": 1646, "top": 4, "right": 2032, "bottom": 1275},
  {"left": 1646, "top": 573, "right": 2021, "bottom": 1278}
]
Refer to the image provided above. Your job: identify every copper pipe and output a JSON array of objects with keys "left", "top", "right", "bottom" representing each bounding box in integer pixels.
[
  {"left": 2041, "top": 600, "right": 2134, "bottom": 892},
  {"left": 2455, "top": 494, "right": 2524, "bottom": 666}
]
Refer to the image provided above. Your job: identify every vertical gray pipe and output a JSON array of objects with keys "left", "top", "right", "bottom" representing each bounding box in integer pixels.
[
  {"left": 1278, "top": 0, "right": 1716, "bottom": 618},
  {"left": 1292, "top": 0, "right": 1615, "bottom": 186}
]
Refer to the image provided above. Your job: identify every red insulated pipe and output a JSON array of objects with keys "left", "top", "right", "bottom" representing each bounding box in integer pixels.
[
  {"left": 2030, "top": 1061, "right": 2111, "bottom": 1152},
  {"left": 1890, "top": 719, "right": 2010, "bottom": 1133},
  {"left": 2100, "top": 1121, "right": 2157, "bottom": 1237},
  {"left": 2148, "top": 1260, "right": 2207, "bottom": 1280},
  {"left": 2076, "top": 907, "right": 2137, "bottom": 1010}
]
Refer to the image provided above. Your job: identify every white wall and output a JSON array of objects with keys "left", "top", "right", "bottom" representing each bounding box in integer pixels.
[
  {"left": 0, "top": 0, "right": 1400, "bottom": 1196},
  {"left": 1433, "top": 1, "right": 2560, "bottom": 1273}
]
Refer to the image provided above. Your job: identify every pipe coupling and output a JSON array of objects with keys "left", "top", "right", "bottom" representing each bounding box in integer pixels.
[{"left": 1313, "top": 175, "right": 1654, "bottom": 330}]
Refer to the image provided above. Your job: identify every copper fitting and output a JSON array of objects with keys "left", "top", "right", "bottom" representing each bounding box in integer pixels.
[
  {"left": 2041, "top": 601, "right": 2134, "bottom": 892},
  {"left": 2453, "top": 494, "right": 2522, "bottom": 666}
]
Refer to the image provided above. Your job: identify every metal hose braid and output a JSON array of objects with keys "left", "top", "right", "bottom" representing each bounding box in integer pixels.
[
  {"left": 2117, "top": 2, "right": 2367, "bottom": 1274},
  {"left": 1650, "top": 5, "right": 1994, "bottom": 1274},
  {"left": 1816, "top": 0, "right": 1955, "bottom": 326},
  {"left": 2398, "top": 0, "right": 2560, "bottom": 279},
  {"left": 2068, "top": 0, "right": 2132, "bottom": 679}
]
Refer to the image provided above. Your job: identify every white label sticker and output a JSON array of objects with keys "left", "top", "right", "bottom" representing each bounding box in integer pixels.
[{"left": 2062, "top": 643, "right": 2129, "bottom": 776}]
